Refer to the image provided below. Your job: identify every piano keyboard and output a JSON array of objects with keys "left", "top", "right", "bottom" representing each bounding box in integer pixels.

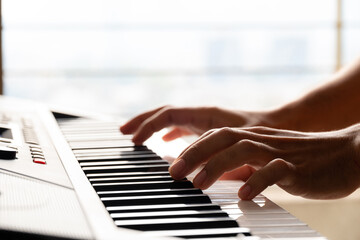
[
  {"left": 57, "top": 118, "right": 252, "bottom": 239},
  {"left": 57, "top": 117, "right": 325, "bottom": 239}
]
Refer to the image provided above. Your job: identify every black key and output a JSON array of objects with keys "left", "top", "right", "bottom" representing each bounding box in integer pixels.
[
  {"left": 68, "top": 139, "right": 133, "bottom": 143},
  {"left": 145, "top": 228, "right": 249, "bottom": 239},
  {"left": 73, "top": 146, "right": 149, "bottom": 154},
  {"left": 89, "top": 175, "right": 174, "bottom": 184},
  {"left": 80, "top": 159, "right": 167, "bottom": 167},
  {"left": 77, "top": 154, "right": 161, "bottom": 162},
  {"left": 97, "top": 188, "right": 202, "bottom": 197},
  {"left": 86, "top": 171, "right": 170, "bottom": 178},
  {"left": 107, "top": 203, "right": 222, "bottom": 214},
  {"left": 92, "top": 180, "right": 194, "bottom": 191},
  {"left": 115, "top": 217, "right": 239, "bottom": 231},
  {"left": 112, "top": 210, "right": 229, "bottom": 221},
  {"left": 102, "top": 194, "right": 211, "bottom": 207},
  {"left": 82, "top": 164, "right": 170, "bottom": 174},
  {"left": 74, "top": 150, "right": 154, "bottom": 158}
]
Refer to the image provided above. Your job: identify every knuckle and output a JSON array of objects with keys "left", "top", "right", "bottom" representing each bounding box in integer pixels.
[
  {"left": 160, "top": 106, "right": 174, "bottom": 116},
  {"left": 210, "top": 128, "right": 220, "bottom": 133},
  {"left": 248, "top": 126, "right": 263, "bottom": 131},
  {"left": 272, "top": 158, "right": 293, "bottom": 173},
  {"left": 239, "top": 139, "right": 257, "bottom": 149},
  {"left": 156, "top": 105, "right": 173, "bottom": 114},
  {"left": 259, "top": 126, "right": 272, "bottom": 131},
  {"left": 216, "top": 127, "right": 239, "bottom": 142},
  {"left": 159, "top": 106, "right": 178, "bottom": 124},
  {"left": 161, "top": 104, "right": 173, "bottom": 110},
  {"left": 205, "top": 106, "right": 219, "bottom": 113},
  {"left": 201, "top": 129, "right": 215, "bottom": 138},
  {"left": 272, "top": 158, "right": 288, "bottom": 169},
  {"left": 219, "top": 126, "right": 233, "bottom": 132},
  {"left": 253, "top": 126, "right": 270, "bottom": 131},
  {"left": 218, "top": 127, "right": 235, "bottom": 136},
  {"left": 163, "top": 105, "right": 174, "bottom": 112}
]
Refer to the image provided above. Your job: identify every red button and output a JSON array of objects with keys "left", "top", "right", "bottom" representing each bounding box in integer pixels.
[{"left": 33, "top": 158, "right": 46, "bottom": 164}]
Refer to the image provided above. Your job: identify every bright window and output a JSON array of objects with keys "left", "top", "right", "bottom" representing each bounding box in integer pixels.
[{"left": 2, "top": 0, "right": 360, "bottom": 117}]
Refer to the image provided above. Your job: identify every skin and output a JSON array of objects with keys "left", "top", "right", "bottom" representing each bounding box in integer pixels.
[
  {"left": 120, "top": 58, "right": 360, "bottom": 200},
  {"left": 169, "top": 125, "right": 360, "bottom": 200}
]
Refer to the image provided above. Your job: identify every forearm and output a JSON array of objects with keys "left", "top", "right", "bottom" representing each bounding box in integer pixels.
[{"left": 266, "top": 58, "right": 360, "bottom": 132}]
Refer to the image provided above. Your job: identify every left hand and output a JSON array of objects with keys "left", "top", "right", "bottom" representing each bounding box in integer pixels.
[{"left": 169, "top": 125, "right": 360, "bottom": 200}]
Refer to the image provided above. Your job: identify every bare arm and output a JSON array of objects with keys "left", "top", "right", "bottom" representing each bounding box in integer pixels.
[
  {"left": 121, "top": 59, "right": 360, "bottom": 144},
  {"left": 267, "top": 58, "right": 360, "bottom": 131}
]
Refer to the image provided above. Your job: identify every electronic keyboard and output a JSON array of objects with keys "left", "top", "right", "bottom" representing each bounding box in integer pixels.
[{"left": 0, "top": 97, "right": 326, "bottom": 239}]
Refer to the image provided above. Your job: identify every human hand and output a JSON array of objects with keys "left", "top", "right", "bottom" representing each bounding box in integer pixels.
[
  {"left": 169, "top": 125, "right": 360, "bottom": 200},
  {"left": 120, "top": 105, "right": 271, "bottom": 145}
]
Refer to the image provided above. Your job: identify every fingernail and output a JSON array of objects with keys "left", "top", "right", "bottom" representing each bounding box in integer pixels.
[
  {"left": 193, "top": 169, "right": 207, "bottom": 188},
  {"left": 239, "top": 185, "right": 252, "bottom": 200},
  {"left": 169, "top": 159, "right": 186, "bottom": 179}
]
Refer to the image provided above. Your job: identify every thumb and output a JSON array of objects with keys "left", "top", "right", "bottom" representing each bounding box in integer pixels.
[{"left": 162, "top": 127, "right": 192, "bottom": 141}]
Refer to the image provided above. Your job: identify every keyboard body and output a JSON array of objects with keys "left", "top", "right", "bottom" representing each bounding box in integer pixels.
[{"left": 0, "top": 97, "right": 325, "bottom": 239}]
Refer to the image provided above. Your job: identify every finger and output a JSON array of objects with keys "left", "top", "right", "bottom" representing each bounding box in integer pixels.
[
  {"left": 175, "top": 128, "right": 217, "bottom": 161},
  {"left": 171, "top": 126, "right": 303, "bottom": 181},
  {"left": 162, "top": 127, "right": 193, "bottom": 142},
  {"left": 192, "top": 140, "right": 276, "bottom": 189},
  {"left": 120, "top": 106, "right": 166, "bottom": 134},
  {"left": 219, "top": 164, "right": 256, "bottom": 181},
  {"left": 132, "top": 107, "right": 201, "bottom": 144},
  {"left": 239, "top": 158, "right": 295, "bottom": 200},
  {"left": 170, "top": 127, "right": 245, "bottom": 180},
  {"left": 171, "top": 127, "right": 278, "bottom": 180},
  {"left": 168, "top": 129, "right": 217, "bottom": 174}
]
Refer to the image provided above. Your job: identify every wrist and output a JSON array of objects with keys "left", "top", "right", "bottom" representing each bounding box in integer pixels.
[{"left": 259, "top": 103, "right": 301, "bottom": 130}]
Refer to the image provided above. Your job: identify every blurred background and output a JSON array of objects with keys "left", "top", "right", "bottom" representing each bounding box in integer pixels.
[
  {"left": 2, "top": 0, "right": 360, "bottom": 118},
  {"left": 2, "top": 1, "right": 360, "bottom": 239}
]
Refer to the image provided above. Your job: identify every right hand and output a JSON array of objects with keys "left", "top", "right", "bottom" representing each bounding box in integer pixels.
[
  {"left": 169, "top": 124, "right": 360, "bottom": 200},
  {"left": 120, "top": 105, "right": 272, "bottom": 145}
]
